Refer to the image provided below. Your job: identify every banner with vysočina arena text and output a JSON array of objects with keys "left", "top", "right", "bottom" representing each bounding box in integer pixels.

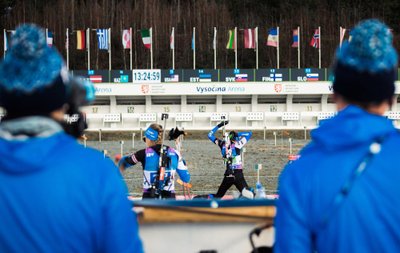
[{"left": 94, "top": 82, "right": 336, "bottom": 96}]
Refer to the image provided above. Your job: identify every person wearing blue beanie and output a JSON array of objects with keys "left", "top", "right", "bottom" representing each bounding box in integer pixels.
[
  {"left": 0, "top": 24, "right": 143, "bottom": 252},
  {"left": 275, "top": 19, "right": 400, "bottom": 253},
  {"left": 118, "top": 123, "right": 191, "bottom": 199}
]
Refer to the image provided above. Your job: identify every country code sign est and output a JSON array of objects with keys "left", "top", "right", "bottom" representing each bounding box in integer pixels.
[{"left": 132, "top": 69, "right": 161, "bottom": 83}]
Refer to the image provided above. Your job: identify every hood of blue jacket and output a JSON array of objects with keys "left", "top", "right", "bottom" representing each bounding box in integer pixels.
[
  {"left": 0, "top": 131, "right": 65, "bottom": 174},
  {"left": 311, "top": 105, "right": 396, "bottom": 151}
]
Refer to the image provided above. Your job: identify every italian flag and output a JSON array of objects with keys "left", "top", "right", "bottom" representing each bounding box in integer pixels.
[
  {"left": 141, "top": 28, "right": 152, "bottom": 49},
  {"left": 226, "top": 29, "right": 235, "bottom": 49}
]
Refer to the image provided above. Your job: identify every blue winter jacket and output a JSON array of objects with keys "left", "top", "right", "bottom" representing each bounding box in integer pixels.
[
  {"left": 275, "top": 105, "right": 400, "bottom": 253},
  {"left": 0, "top": 117, "right": 143, "bottom": 253}
]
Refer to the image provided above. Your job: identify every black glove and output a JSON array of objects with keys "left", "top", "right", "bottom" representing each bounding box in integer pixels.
[
  {"left": 217, "top": 120, "right": 229, "bottom": 128},
  {"left": 168, "top": 127, "right": 186, "bottom": 140}
]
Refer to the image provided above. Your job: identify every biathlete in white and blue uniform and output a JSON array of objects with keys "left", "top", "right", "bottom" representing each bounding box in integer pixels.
[
  {"left": 207, "top": 120, "right": 252, "bottom": 198},
  {"left": 118, "top": 123, "right": 191, "bottom": 199}
]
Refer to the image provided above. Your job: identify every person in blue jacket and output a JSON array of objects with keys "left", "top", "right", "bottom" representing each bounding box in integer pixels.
[
  {"left": 0, "top": 24, "right": 143, "bottom": 253},
  {"left": 119, "top": 123, "right": 191, "bottom": 199},
  {"left": 207, "top": 120, "right": 252, "bottom": 198},
  {"left": 275, "top": 19, "right": 400, "bottom": 253}
]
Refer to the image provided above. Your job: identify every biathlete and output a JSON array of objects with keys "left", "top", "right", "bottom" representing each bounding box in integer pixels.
[
  {"left": 118, "top": 123, "right": 191, "bottom": 199},
  {"left": 207, "top": 120, "right": 253, "bottom": 198}
]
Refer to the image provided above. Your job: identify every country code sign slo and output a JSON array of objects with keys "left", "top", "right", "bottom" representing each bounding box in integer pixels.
[
  {"left": 132, "top": 69, "right": 161, "bottom": 83},
  {"left": 290, "top": 68, "right": 326, "bottom": 82}
]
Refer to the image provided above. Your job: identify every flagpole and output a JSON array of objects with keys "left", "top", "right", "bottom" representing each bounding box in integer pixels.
[
  {"left": 45, "top": 28, "right": 48, "bottom": 46},
  {"left": 130, "top": 27, "right": 133, "bottom": 70},
  {"left": 214, "top": 27, "right": 217, "bottom": 70},
  {"left": 66, "top": 28, "right": 69, "bottom": 70},
  {"left": 318, "top": 26, "right": 321, "bottom": 68},
  {"left": 150, "top": 27, "right": 153, "bottom": 69},
  {"left": 108, "top": 28, "right": 112, "bottom": 71},
  {"left": 277, "top": 27, "right": 280, "bottom": 69},
  {"left": 172, "top": 27, "right": 175, "bottom": 70},
  {"left": 234, "top": 27, "right": 237, "bottom": 69},
  {"left": 255, "top": 27, "right": 258, "bottom": 69},
  {"left": 193, "top": 27, "right": 196, "bottom": 70},
  {"left": 297, "top": 26, "right": 300, "bottom": 69},
  {"left": 87, "top": 28, "right": 90, "bottom": 70}
]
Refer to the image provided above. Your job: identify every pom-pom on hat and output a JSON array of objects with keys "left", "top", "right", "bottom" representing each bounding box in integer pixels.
[
  {"left": 333, "top": 19, "right": 398, "bottom": 104},
  {"left": 0, "top": 24, "right": 94, "bottom": 118}
]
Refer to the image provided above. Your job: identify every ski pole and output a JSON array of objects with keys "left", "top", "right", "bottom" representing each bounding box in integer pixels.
[
  {"left": 221, "top": 115, "right": 230, "bottom": 167},
  {"left": 177, "top": 179, "right": 193, "bottom": 199},
  {"left": 221, "top": 115, "right": 226, "bottom": 137},
  {"left": 158, "top": 113, "right": 169, "bottom": 199},
  {"left": 186, "top": 186, "right": 192, "bottom": 199}
]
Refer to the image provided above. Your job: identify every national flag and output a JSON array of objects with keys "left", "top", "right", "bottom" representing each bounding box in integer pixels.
[
  {"left": 46, "top": 31, "right": 53, "bottom": 47},
  {"left": 65, "top": 29, "right": 69, "bottom": 50},
  {"left": 89, "top": 75, "right": 103, "bottom": 83},
  {"left": 96, "top": 29, "right": 109, "bottom": 50},
  {"left": 310, "top": 28, "right": 320, "bottom": 48},
  {"left": 141, "top": 29, "right": 151, "bottom": 49},
  {"left": 4, "top": 30, "right": 15, "bottom": 52},
  {"left": 269, "top": 73, "right": 283, "bottom": 81},
  {"left": 122, "top": 29, "right": 131, "bottom": 49},
  {"left": 3, "top": 30, "right": 8, "bottom": 52},
  {"left": 191, "top": 28, "right": 195, "bottom": 51},
  {"left": 235, "top": 73, "right": 248, "bottom": 82},
  {"left": 339, "top": 27, "right": 346, "bottom": 47},
  {"left": 199, "top": 73, "right": 212, "bottom": 82},
  {"left": 292, "top": 29, "right": 299, "bottom": 47},
  {"left": 76, "top": 30, "right": 85, "bottom": 50},
  {"left": 164, "top": 74, "right": 179, "bottom": 82},
  {"left": 170, "top": 28, "right": 174, "bottom": 50},
  {"left": 120, "top": 75, "right": 129, "bottom": 83},
  {"left": 306, "top": 73, "right": 319, "bottom": 81},
  {"left": 266, "top": 28, "right": 278, "bottom": 47},
  {"left": 226, "top": 29, "right": 235, "bottom": 49},
  {"left": 244, "top": 28, "right": 256, "bottom": 49},
  {"left": 212, "top": 28, "right": 217, "bottom": 50}
]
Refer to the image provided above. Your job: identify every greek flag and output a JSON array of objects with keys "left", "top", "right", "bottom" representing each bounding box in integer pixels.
[{"left": 96, "top": 29, "right": 109, "bottom": 50}]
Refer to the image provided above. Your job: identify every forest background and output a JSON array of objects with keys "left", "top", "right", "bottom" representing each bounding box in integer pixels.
[{"left": 1, "top": 0, "right": 400, "bottom": 70}]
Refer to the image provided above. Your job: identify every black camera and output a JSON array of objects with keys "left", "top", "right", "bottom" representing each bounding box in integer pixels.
[{"left": 61, "top": 69, "right": 95, "bottom": 138}]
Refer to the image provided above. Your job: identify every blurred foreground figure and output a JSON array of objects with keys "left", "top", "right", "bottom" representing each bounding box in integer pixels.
[
  {"left": 275, "top": 19, "right": 400, "bottom": 253},
  {"left": 0, "top": 24, "right": 143, "bottom": 253}
]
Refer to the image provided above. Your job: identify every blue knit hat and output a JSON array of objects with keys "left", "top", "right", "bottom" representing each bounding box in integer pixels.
[
  {"left": 0, "top": 24, "right": 95, "bottom": 118},
  {"left": 144, "top": 127, "right": 159, "bottom": 141},
  {"left": 333, "top": 19, "right": 398, "bottom": 103}
]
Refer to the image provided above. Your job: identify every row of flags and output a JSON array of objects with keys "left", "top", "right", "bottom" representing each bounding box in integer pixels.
[
  {"left": 72, "top": 29, "right": 112, "bottom": 50},
  {"left": 171, "top": 27, "right": 321, "bottom": 50},
  {"left": 2, "top": 26, "right": 353, "bottom": 70},
  {"left": 3, "top": 28, "right": 113, "bottom": 51},
  {"left": 4, "top": 26, "right": 355, "bottom": 52}
]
